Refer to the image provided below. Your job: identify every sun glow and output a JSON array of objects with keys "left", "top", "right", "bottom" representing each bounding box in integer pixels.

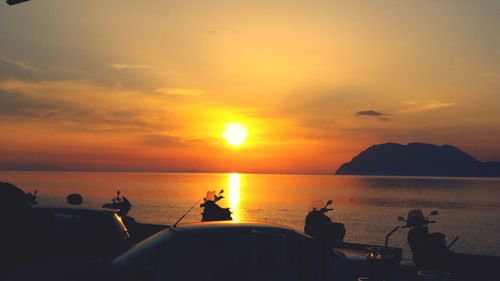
[{"left": 223, "top": 123, "right": 249, "bottom": 147}]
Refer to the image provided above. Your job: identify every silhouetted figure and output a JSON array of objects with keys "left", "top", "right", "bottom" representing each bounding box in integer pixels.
[
  {"left": 304, "top": 200, "right": 345, "bottom": 247},
  {"left": 404, "top": 209, "right": 450, "bottom": 270},
  {"left": 67, "top": 193, "right": 83, "bottom": 205},
  {"left": 0, "top": 182, "right": 33, "bottom": 280},
  {"left": 200, "top": 190, "right": 232, "bottom": 222},
  {"left": 26, "top": 190, "right": 38, "bottom": 205}
]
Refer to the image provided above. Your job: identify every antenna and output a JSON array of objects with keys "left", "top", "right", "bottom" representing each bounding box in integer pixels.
[
  {"left": 173, "top": 199, "right": 201, "bottom": 228},
  {"left": 385, "top": 226, "right": 400, "bottom": 247}
]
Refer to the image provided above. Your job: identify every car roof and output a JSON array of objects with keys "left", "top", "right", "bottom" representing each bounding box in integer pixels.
[
  {"left": 172, "top": 220, "right": 296, "bottom": 233},
  {"left": 112, "top": 220, "right": 307, "bottom": 269},
  {"left": 32, "top": 204, "right": 117, "bottom": 214}
]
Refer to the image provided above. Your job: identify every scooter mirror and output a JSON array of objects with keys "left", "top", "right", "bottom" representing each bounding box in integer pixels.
[
  {"left": 219, "top": 190, "right": 224, "bottom": 194},
  {"left": 430, "top": 210, "right": 439, "bottom": 216},
  {"left": 398, "top": 216, "right": 406, "bottom": 222},
  {"left": 326, "top": 200, "right": 333, "bottom": 206}
]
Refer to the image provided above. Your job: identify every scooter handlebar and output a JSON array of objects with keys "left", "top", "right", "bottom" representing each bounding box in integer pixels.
[{"left": 320, "top": 207, "right": 333, "bottom": 213}]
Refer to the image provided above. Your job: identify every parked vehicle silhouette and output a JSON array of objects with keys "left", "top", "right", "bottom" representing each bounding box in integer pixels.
[
  {"left": 398, "top": 209, "right": 458, "bottom": 270},
  {"left": 111, "top": 221, "right": 324, "bottom": 281},
  {"left": 200, "top": 190, "right": 232, "bottom": 222},
  {"left": 31, "top": 205, "right": 132, "bottom": 261},
  {"left": 102, "top": 190, "right": 137, "bottom": 227},
  {"left": 26, "top": 190, "right": 38, "bottom": 205},
  {"left": 0, "top": 182, "right": 34, "bottom": 280},
  {"left": 304, "top": 200, "right": 345, "bottom": 247},
  {"left": 361, "top": 220, "right": 402, "bottom": 281}
]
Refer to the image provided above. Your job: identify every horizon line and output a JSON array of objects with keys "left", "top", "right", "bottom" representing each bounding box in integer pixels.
[
  {"left": 0, "top": 169, "right": 335, "bottom": 176},
  {"left": 1, "top": 170, "right": 499, "bottom": 180}
]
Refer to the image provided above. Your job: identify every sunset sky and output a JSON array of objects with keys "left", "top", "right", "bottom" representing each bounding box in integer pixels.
[{"left": 0, "top": 0, "right": 499, "bottom": 174}]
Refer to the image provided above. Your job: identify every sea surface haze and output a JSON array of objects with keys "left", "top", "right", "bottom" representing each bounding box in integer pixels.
[{"left": 2, "top": 171, "right": 500, "bottom": 263}]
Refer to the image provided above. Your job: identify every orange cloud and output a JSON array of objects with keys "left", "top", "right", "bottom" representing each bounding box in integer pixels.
[{"left": 398, "top": 100, "right": 456, "bottom": 114}]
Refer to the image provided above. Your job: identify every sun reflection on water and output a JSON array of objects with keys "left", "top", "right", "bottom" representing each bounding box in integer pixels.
[{"left": 228, "top": 173, "right": 241, "bottom": 221}]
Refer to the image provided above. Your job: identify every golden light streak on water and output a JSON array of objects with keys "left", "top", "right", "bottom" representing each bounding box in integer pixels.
[{"left": 228, "top": 173, "right": 241, "bottom": 221}]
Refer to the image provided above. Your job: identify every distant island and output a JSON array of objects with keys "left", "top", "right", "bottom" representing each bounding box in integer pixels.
[{"left": 336, "top": 142, "right": 500, "bottom": 177}]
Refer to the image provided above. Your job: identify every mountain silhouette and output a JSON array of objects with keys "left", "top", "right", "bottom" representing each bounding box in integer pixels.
[{"left": 336, "top": 142, "right": 500, "bottom": 177}]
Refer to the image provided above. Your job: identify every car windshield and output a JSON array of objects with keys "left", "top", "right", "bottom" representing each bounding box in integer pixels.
[{"left": 112, "top": 227, "right": 174, "bottom": 269}]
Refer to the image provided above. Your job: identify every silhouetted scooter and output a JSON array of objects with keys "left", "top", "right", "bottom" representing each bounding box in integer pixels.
[
  {"left": 26, "top": 189, "right": 38, "bottom": 205},
  {"left": 304, "top": 199, "right": 346, "bottom": 247},
  {"left": 200, "top": 190, "right": 232, "bottom": 222},
  {"left": 103, "top": 190, "right": 137, "bottom": 228},
  {"left": 398, "top": 210, "right": 458, "bottom": 270}
]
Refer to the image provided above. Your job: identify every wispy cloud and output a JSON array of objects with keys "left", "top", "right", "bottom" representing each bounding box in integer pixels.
[
  {"left": 154, "top": 88, "right": 204, "bottom": 96},
  {"left": 398, "top": 100, "right": 456, "bottom": 114},
  {"left": 0, "top": 80, "right": 163, "bottom": 132},
  {"left": 0, "top": 57, "right": 38, "bottom": 72},
  {"left": 480, "top": 72, "right": 500, "bottom": 79},
  {"left": 111, "top": 63, "right": 153, "bottom": 70},
  {"left": 277, "top": 87, "right": 382, "bottom": 129},
  {"left": 141, "top": 134, "right": 187, "bottom": 147}
]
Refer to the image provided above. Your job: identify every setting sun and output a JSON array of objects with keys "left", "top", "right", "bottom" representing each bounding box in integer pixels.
[{"left": 223, "top": 123, "right": 249, "bottom": 147}]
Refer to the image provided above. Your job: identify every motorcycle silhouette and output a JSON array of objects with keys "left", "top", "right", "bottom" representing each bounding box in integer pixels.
[
  {"left": 26, "top": 190, "right": 38, "bottom": 205},
  {"left": 200, "top": 190, "right": 232, "bottom": 222},
  {"left": 304, "top": 199, "right": 346, "bottom": 247},
  {"left": 398, "top": 209, "right": 458, "bottom": 270},
  {"left": 102, "top": 190, "right": 136, "bottom": 228}
]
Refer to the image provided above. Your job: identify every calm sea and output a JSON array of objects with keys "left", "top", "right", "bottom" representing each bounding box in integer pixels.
[{"left": 2, "top": 171, "right": 500, "bottom": 263}]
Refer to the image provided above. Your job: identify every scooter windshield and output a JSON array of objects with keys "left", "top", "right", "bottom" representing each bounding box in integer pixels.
[
  {"left": 205, "top": 190, "right": 216, "bottom": 201},
  {"left": 308, "top": 200, "right": 325, "bottom": 212}
]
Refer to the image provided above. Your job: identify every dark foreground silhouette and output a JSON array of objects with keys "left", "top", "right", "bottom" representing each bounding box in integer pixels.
[
  {"left": 200, "top": 190, "right": 232, "bottom": 222},
  {"left": 2, "top": 182, "right": 500, "bottom": 281},
  {"left": 399, "top": 210, "right": 456, "bottom": 269},
  {"left": 304, "top": 200, "right": 345, "bottom": 247},
  {"left": 336, "top": 142, "right": 500, "bottom": 177},
  {"left": 0, "top": 182, "right": 33, "bottom": 280}
]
